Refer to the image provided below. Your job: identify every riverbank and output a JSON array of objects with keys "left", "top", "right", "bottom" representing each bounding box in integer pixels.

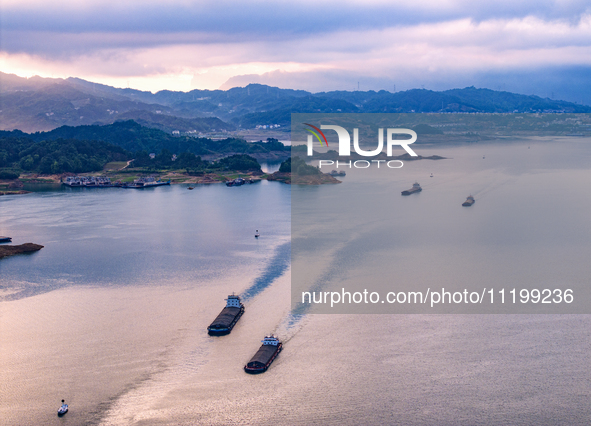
[
  {"left": 0, "top": 190, "right": 31, "bottom": 196},
  {"left": 3, "top": 168, "right": 342, "bottom": 189},
  {"left": 4, "top": 170, "right": 265, "bottom": 187},
  {"left": 0, "top": 180, "right": 32, "bottom": 195},
  {"left": 266, "top": 171, "right": 342, "bottom": 185}
]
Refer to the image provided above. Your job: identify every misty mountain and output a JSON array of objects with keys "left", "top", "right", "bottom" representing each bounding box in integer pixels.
[{"left": 2, "top": 72, "right": 590, "bottom": 134}]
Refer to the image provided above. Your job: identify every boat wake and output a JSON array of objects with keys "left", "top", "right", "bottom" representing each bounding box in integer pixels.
[
  {"left": 472, "top": 175, "right": 517, "bottom": 199},
  {"left": 240, "top": 241, "right": 291, "bottom": 301},
  {"left": 272, "top": 313, "right": 309, "bottom": 344}
]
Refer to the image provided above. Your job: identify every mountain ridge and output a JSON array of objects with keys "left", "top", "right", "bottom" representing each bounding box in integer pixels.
[{"left": 2, "top": 72, "right": 590, "bottom": 133}]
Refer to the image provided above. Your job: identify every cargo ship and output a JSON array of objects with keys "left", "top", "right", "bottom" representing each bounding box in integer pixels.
[
  {"left": 122, "top": 177, "right": 171, "bottom": 188},
  {"left": 401, "top": 182, "right": 422, "bottom": 195},
  {"left": 207, "top": 294, "right": 244, "bottom": 336},
  {"left": 244, "top": 335, "right": 282, "bottom": 374},
  {"left": 226, "top": 178, "right": 255, "bottom": 187},
  {"left": 462, "top": 195, "right": 475, "bottom": 206},
  {"left": 226, "top": 178, "right": 245, "bottom": 187}
]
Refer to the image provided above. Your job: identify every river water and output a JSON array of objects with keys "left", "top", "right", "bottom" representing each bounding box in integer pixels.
[{"left": 1, "top": 138, "right": 590, "bottom": 425}]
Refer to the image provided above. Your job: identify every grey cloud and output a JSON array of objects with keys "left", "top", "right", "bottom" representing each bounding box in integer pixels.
[{"left": 2, "top": 1, "right": 589, "bottom": 36}]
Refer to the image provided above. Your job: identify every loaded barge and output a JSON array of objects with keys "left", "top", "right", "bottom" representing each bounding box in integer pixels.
[
  {"left": 244, "top": 335, "right": 282, "bottom": 374},
  {"left": 207, "top": 294, "right": 244, "bottom": 336},
  {"left": 226, "top": 178, "right": 255, "bottom": 187},
  {"left": 122, "top": 177, "right": 171, "bottom": 188},
  {"left": 401, "top": 182, "right": 422, "bottom": 195}
]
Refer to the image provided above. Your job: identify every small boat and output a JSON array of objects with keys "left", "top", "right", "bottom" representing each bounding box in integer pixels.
[
  {"left": 188, "top": 186, "right": 194, "bottom": 190},
  {"left": 0, "top": 236, "right": 12, "bottom": 243},
  {"left": 255, "top": 230, "right": 260, "bottom": 238},
  {"left": 329, "top": 170, "right": 346, "bottom": 177},
  {"left": 430, "top": 173, "right": 433, "bottom": 178},
  {"left": 462, "top": 195, "right": 475, "bottom": 207},
  {"left": 57, "top": 400, "right": 68, "bottom": 416}
]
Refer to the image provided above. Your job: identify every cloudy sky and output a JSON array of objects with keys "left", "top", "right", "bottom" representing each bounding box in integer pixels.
[{"left": 1, "top": 0, "right": 590, "bottom": 102}]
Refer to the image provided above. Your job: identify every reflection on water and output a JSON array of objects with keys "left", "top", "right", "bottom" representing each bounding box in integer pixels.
[
  {"left": 1, "top": 181, "right": 290, "bottom": 301},
  {"left": 1, "top": 139, "right": 590, "bottom": 425},
  {"left": 292, "top": 138, "right": 591, "bottom": 314},
  {"left": 259, "top": 160, "right": 284, "bottom": 173}
]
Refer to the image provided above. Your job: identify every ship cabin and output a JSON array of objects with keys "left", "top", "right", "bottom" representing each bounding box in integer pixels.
[
  {"left": 262, "top": 335, "right": 280, "bottom": 346},
  {"left": 225, "top": 294, "right": 242, "bottom": 308}
]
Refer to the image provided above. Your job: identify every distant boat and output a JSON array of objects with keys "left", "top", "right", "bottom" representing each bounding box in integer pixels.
[
  {"left": 188, "top": 186, "right": 194, "bottom": 190},
  {"left": 226, "top": 178, "right": 246, "bottom": 187},
  {"left": 255, "top": 230, "right": 260, "bottom": 238},
  {"left": 462, "top": 195, "right": 475, "bottom": 207},
  {"left": 57, "top": 400, "right": 68, "bottom": 416},
  {"left": 329, "top": 170, "right": 346, "bottom": 177},
  {"left": 62, "top": 176, "right": 112, "bottom": 187},
  {"left": 401, "top": 182, "right": 422, "bottom": 196},
  {"left": 0, "top": 236, "right": 12, "bottom": 243},
  {"left": 430, "top": 173, "right": 433, "bottom": 178},
  {"left": 483, "top": 156, "right": 485, "bottom": 159},
  {"left": 122, "top": 177, "right": 170, "bottom": 188}
]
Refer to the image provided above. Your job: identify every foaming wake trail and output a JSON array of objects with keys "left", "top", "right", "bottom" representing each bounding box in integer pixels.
[
  {"left": 240, "top": 235, "right": 361, "bottom": 345},
  {"left": 273, "top": 231, "right": 370, "bottom": 344},
  {"left": 240, "top": 241, "right": 291, "bottom": 301},
  {"left": 273, "top": 312, "right": 308, "bottom": 344},
  {"left": 472, "top": 175, "right": 517, "bottom": 199}
]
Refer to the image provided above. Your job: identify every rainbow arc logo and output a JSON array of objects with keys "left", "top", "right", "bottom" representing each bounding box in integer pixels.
[{"left": 304, "top": 123, "right": 329, "bottom": 147}]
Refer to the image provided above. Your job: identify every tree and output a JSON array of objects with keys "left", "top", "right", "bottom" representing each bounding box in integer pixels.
[
  {"left": 216, "top": 154, "right": 261, "bottom": 172},
  {"left": 176, "top": 152, "right": 205, "bottom": 169},
  {"left": 279, "top": 157, "right": 291, "bottom": 173}
]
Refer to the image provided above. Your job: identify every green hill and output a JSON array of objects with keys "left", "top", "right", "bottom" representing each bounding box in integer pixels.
[{"left": 12, "top": 120, "right": 287, "bottom": 155}]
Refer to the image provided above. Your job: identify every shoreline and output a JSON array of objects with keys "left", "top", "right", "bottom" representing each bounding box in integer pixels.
[{"left": 4, "top": 169, "right": 343, "bottom": 189}]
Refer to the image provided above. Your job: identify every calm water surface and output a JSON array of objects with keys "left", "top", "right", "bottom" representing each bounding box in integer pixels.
[{"left": 1, "top": 139, "right": 590, "bottom": 425}]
